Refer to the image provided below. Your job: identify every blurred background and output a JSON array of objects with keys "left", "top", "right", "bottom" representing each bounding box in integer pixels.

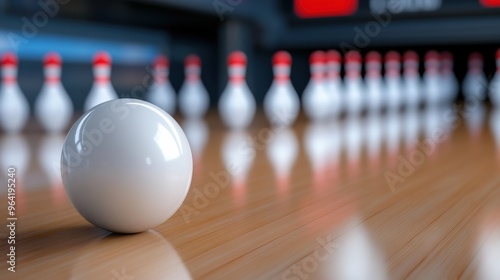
[{"left": 2, "top": 0, "right": 500, "bottom": 110}]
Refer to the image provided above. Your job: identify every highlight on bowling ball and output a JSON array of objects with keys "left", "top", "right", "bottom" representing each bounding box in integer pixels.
[{"left": 60, "top": 99, "right": 193, "bottom": 234}]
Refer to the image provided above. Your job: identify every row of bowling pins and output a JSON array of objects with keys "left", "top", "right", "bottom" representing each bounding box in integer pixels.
[
  {"left": 222, "top": 49, "right": 500, "bottom": 129},
  {"left": 3, "top": 48, "right": 500, "bottom": 134},
  {"left": 0, "top": 51, "right": 211, "bottom": 134}
]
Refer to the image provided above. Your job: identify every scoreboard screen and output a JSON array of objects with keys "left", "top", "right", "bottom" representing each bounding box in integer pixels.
[
  {"left": 293, "top": 0, "right": 500, "bottom": 19},
  {"left": 294, "top": 0, "right": 358, "bottom": 18},
  {"left": 481, "top": 0, "right": 500, "bottom": 7}
]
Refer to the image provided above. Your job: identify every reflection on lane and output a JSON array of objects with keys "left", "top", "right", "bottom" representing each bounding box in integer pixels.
[
  {"left": 344, "top": 116, "right": 364, "bottom": 176},
  {"left": 71, "top": 230, "right": 192, "bottom": 279},
  {"left": 0, "top": 135, "right": 29, "bottom": 213},
  {"left": 222, "top": 130, "right": 255, "bottom": 204},
  {"left": 267, "top": 128, "right": 298, "bottom": 196},
  {"left": 0, "top": 134, "right": 30, "bottom": 179},
  {"left": 182, "top": 119, "right": 208, "bottom": 176},
  {"left": 490, "top": 109, "right": 500, "bottom": 161},
  {"left": 38, "top": 134, "right": 66, "bottom": 205},
  {"left": 326, "top": 217, "right": 388, "bottom": 280},
  {"left": 476, "top": 210, "right": 500, "bottom": 280}
]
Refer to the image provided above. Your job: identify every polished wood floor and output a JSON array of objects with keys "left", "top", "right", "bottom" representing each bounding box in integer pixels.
[{"left": 1, "top": 105, "right": 500, "bottom": 280}]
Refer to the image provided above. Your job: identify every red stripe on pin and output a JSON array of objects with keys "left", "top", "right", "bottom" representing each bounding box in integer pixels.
[
  {"left": 185, "top": 55, "right": 201, "bottom": 67},
  {"left": 326, "top": 50, "right": 341, "bottom": 63},
  {"left": 95, "top": 77, "right": 110, "bottom": 83},
  {"left": 385, "top": 51, "right": 400, "bottom": 63},
  {"left": 2, "top": 77, "right": 16, "bottom": 84},
  {"left": 425, "top": 50, "right": 440, "bottom": 61},
  {"left": 345, "top": 50, "right": 361, "bottom": 63},
  {"left": 404, "top": 51, "right": 419, "bottom": 62},
  {"left": 1, "top": 52, "right": 17, "bottom": 66},
  {"left": 46, "top": 77, "right": 60, "bottom": 83},
  {"left": 273, "top": 51, "right": 292, "bottom": 66},
  {"left": 228, "top": 51, "right": 247, "bottom": 66},
  {"left": 154, "top": 55, "right": 169, "bottom": 68},
  {"left": 310, "top": 50, "right": 326, "bottom": 64},
  {"left": 44, "top": 52, "right": 62, "bottom": 67},
  {"left": 366, "top": 51, "right": 381, "bottom": 63},
  {"left": 93, "top": 51, "right": 111, "bottom": 66}
]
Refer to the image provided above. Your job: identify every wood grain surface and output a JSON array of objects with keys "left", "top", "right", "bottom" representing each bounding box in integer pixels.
[{"left": 1, "top": 106, "right": 500, "bottom": 280}]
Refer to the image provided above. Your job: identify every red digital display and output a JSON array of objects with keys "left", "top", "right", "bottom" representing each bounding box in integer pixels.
[
  {"left": 295, "top": 0, "right": 358, "bottom": 18},
  {"left": 481, "top": 0, "right": 500, "bottom": 7}
]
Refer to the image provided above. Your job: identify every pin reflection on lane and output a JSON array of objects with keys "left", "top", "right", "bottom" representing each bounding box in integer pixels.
[
  {"left": 222, "top": 131, "right": 255, "bottom": 204},
  {"left": 364, "top": 114, "right": 383, "bottom": 169},
  {"left": 0, "top": 134, "right": 30, "bottom": 178},
  {"left": 344, "top": 116, "right": 364, "bottom": 176},
  {"left": 325, "top": 217, "right": 388, "bottom": 280},
  {"left": 305, "top": 122, "right": 337, "bottom": 190},
  {"left": 182, "top": 119, "right": 208, "bottom": 177},
  {"left": 475, "top": 210, "right": 500, "bottom": 280},
  {"left": 266, "top": 128, "right": 298, "bottom": 197},
  {"left": 490, "top": 109, "right": 500, "bottom": 162},
  {"left": 403, "top": 109, "right": 420, "bottom": 152},
  {"left": 465, "top": 102, "right": 486, "bottom": 140},
  {"left": 38, "top": 134, "right": 66, "bottom": 205},
  {"left": 0, "top": 135, "right": 29, "bottom": 214},
  {"left": 384, "top": 111, "right": 402, "bottom": 166}
]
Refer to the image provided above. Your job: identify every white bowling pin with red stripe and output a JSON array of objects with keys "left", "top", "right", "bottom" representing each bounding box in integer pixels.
[
  {"left": 365, "top": 51, "right": 384, "bottom": 113},
  {"left": 303, "top": 51, "right": 330, "bottom": 121},
  {"left": 0, "top": 52, "right": 29, "bottom": 133},
  {"left": 219, "top": 51, "right": 256, "bottom": 129},
  {"left": 403, "top": 51, "right": 422, "bottom": 109},
  {"left": 463, "top": 52, "right": 487, "bottom": 102},
  {"left": 84, "top": 51, "right": 118, "bottom": 111},
  {"left": 385, "top": 51, "right": 402, "bottom": 111},
  {"left": 344, "top": 51, "right": 364, "bottom": 115},
  {"left": 147, "top": 55, "right": 176, "bottom": 115},
  {"left": 326, "top": 50, "right": 343, "bottom": 118},
  {"left": 441, "top": 51, "right": 458, "bottom": 104},
  {"left": 264, "top": 51, "right": 300, "bottom": 127},
  {"left": 179, "top": 54, "right": 209, "bottom": 118},
  {"left": 489, "top": 49, "right": 500, "bottom": 107},
  {"left": 423, "top": 51, "right": 441, "bottom": 106},
  {"left": 35, "top": 52, "right": 73, "bottom": 133}
]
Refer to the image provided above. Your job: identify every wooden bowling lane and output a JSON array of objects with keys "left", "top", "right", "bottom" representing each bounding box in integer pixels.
[{"left": 1, "top": 108, "right": 500, "bottom": 279}]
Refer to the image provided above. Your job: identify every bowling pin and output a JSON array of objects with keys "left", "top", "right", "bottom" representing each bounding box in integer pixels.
[
  {"left": 264, "top": 51, "right": 300, "bottom": 127},
  {"left": 423, "top": 51, "right": 441, "bottom": 107},
  {"left": 365, "top": 51, "right": 384, "bottom": 113},
  {"left": 463, "top": 52, "right": 487, "bottom": 103},
  {"left": 441, "top": 51, "right": 459, "bottom": 104},
  {"left": 326, "top": 50, "right": 343, "bottom": 118},
  {"left": 84, "top": 51, "right": 118, "bottom": 111},
  {"left": 302, "top": 51, "right": 330, "bottom": 121},
  {"left": 179, "top": 54, "right": 210, "bottom": 118},
  {"left": 489, "top": 49, "right": 500, "bottom": 107},
  {"left": 146, "top": 55, "right": 176, "bottom": 115},
  {"left": 403, "top": 51, "right": 422, "bottom": 109},
  {"left": 344, "top": 51, "right": 365, "bottom": 116},
  {"left": 0, "top": 52, "right": 29, "bottom": 133},
  {"left": 219, "top": 51, "right": 256, "bottom": 129},
  {"left": 34, "top": 52, "right": 73, "bottom": 133},
  {"left": 385, "top": 51, "right": 402, "bottom": 111}
]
